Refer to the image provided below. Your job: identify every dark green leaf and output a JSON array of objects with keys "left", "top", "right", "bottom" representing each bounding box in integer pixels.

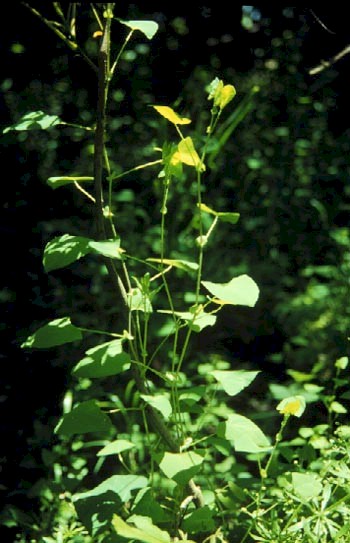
[
  {"left": 182, "top": 506, "right": 215, "bottom": 534},
  {"left": 21, "top": 317, "right": 82, "bottom": 349},
  {"left": 43, "top": 234, "right": 91, "bottom": 272},
  {"left": 72, "top": 339, "right": 131, "bottom": 378},
  {"left": 43, "top": 234, "right": 122, "bottom": 272},
  {"left": 54, "top": 400, "right": 113, "bottom": 436},
  {"left": 74, "top": 475, "right": 147, "bottom": 536},
  {"left": 132, "top": 488, "right": 170, "bottom": 524}
]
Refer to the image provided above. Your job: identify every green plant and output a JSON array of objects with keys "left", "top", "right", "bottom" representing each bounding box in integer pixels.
[{"left": 6, "top": 4, "right": 350, "bottom": 543}]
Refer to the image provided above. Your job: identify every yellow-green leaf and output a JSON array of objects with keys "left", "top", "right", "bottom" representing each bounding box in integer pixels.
[
  {"left": 177, "top": 137, "right": 205, "bottom": 171},
  {"left": 112, "top": 514, "right": 171, "bottom": 543},
  {"left": 219, "top": 85, "right": 236, "bottom": 109},
  {"left": 276, "top": 395, "right": 306, "bottom": 417},
  {"left": 118, "top": 19, "right": 159, "bottom": 40},
  {"left": 152, "top": 106, "right": 191, "bottom": 125}
]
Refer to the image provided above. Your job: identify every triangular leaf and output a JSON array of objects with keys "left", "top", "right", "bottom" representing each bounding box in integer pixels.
[
  {"left": 152, "top": 105, "right": 191, "bottom": 125},
  {"left": 112, "top": 514, "right": 171, "bottom": 543},
  {"left": 210, "top": 370, "right": 260, "bottom": 396},
  {"left": 54, "top": 400, "right": 112, "bottom": 436},
  {"left": 221, "top": 414, "right": 272, "bottom": 453},
  {"left": 202, "top": 274, "right": 259, "bottom": 307},
  {"left": 158, "top": 452, "right": 204, "bottom": 485},
  {"left": 21, "top": 317, "right": 82, "bottom": 349},
  {"left": 141, "top": 394, "right": 172, "bottom": 421},
  {"left": 118, "top": 19, "right": 159, "bottom": 40},
  {"left": 3, "top": 110, "right": 62, "bottom": 133},
  {"left": 97, "top": 439, "right": 136, "bottom": 456},
  {"left": 177, "top": 137, "right": 205, "bottom": 171},
  {"left": 72, "top": 339, "right": 130, "bottom": 378}
]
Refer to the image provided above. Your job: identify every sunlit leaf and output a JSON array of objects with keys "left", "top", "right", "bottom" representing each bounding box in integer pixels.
[
  {"left": 198, "top": 203, "right": 217, "bottom": 215},
  {"left": 88, "top": 239, "right": 122, "bottom": 259},
  {"left": 75, "top": 475, "right": 147, "bottom": 504},
  {"left": 43, "top": 234, "right": 90, "bottom": 271},
  {"left": 216, "top": 211, "right": 240, "bottom": 224},
  {"left": 158, "top": 451, "right": 204, "bottom": 485},
  {"left": 202, "top": 274, "right": 259, "bottom": 307},
  {"left": 218, "top": 85, "right": 236, "bottom": 109},
  {"left": 72, "top": 339, "right": 131, "bottom": 378},
  {"left": 3, "top": 110, "right": 62, "bottom": 133},
  {"left": 197, "top": 203, "right": 240, "bottom": 224},
  {"left": 158, "top": 310, "right": 216, "bottom": 332},
  {"left": 276, "top": 396, "right": 306, "bottom": 417},
  {"left": 207, "top": 79, "right": 236, "bottom": 110},
  {"left": 97, "top": 439, "right": 136, "bottom": 456},
  {"left": 152, "top": 105, "right": 191, "bottom": 125},
  {"left": 210, "top": 370, "right": 260, "bottom": 396},
  {"left": 128, "top": 287, "right": 153, "bottom": 313},
  {"left": 43, "top": 234, "right": 121, "bottom": 272},
  {"left": 330, "top": 401, "right": 347, "bottom": 414},
  {"left": 220, "top": 414, "right": 272, "bottom": 453},
  {"left": 21, "top": 317, "right": 82, "bottom": 349},
  {"left": 141, "top": 394, "right": 172, "bottom": 421},
  {"left": 54, "top": 400, "right": 112, "bottom": 436},
  {"left": 291, "top": 472, "right": 323, "bottom": 501},
  {"left": 177, "top": 137, "right": 205, "bottom": 171},
  {"left": 73, "top": 476, "right": 148, "bottom": 536},
  {"left": 112, "top": 514, "right": 171, "bottom": 543},
  {"left": 118, "top": 19, "right": 159, "bottom": 40}
]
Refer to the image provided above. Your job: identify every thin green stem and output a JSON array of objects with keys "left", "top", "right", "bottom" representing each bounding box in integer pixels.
[
  {"left": 60, "top": 121, "right": 94, "bottom": 131},
  {"left": 78, "top": 326, "right": 124, "bottom": 338},
  {"left": 90, "top": 3, "right": 103, "bottom": 30},
  {"left": 73, "top": 181, "right": 96, "bottom": 203},
  {"left": 109, "top": 159, "right": 163, "bottom": 182},
  {"left": 110, "top": 30, "right": 134, "bottom": 78}
]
